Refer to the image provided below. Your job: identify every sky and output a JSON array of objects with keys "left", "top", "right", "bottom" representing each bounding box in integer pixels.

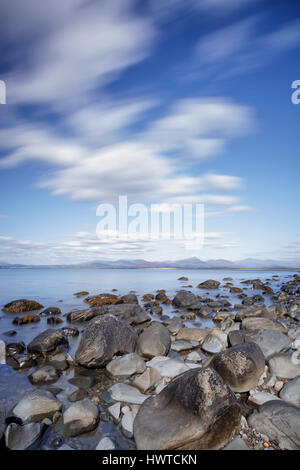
[{"left": 0, "top": 0, "right": 300, "bottom": 265}]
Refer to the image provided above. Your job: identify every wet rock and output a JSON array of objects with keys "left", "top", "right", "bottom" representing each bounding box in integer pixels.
[
  {"left": 63, "top": 398, "right": 99, "bottom": 437},
  {"left": 132, "top": 367, "right": 162, "bottom": 393},
  {"left": 268, "top": 353, "right": 300, "bottom": 379},
  {"left": 28, "top": 365, "right": 61, "bottom": 385},
  {"left": 6, "top": 341, "right": 26, "bottom": 356},
  {"left": 108, "top": 402, "right": 120, "bottom": 422},
  {"left": 228, "top": 329, "right": 291, "bottom": 360},
  {"left": 242, "top": 317, "right": 288, "bottom": 333},
  {"left": 40, "top": 307, "right": 61, "bottom": 316},
  {"left": 68, "top": 389, "right": 88, "bottom": 403},
  {"left": 60, "top": 327, "right": 79, "bottom": 337},
  {"left": 137, "top": 323, "right": 171, "bottom": 359},
  {"left": 27, "top": 329, "right": 68, "bottom": 355},
  {"left": 119, "top": 294, "right": 139, "bottom": 304},
  {"left": 74, "top": 291, "right": 89, "bottom": 297},
  {"left": 2, "top": 299, "right": 44, "bottom": 313},
  {"left": 107, "top": 383, "right": 149, "bottom": 404},
  {"left": 106, "top": 353, "right": 146, "bottom": 377},
  {"left": 84, "top": 293, "right": 120, "bottom": 307},
  {"left": 47, "top": 352, "right": 72, "bottom": 370},
  {"left": 75, "top": 315, "right": 137, "bottom": 368},
  {"left": 47, "top": 316, "right": 63, "bottom": 325},
  {"left": 68, "top": 375, "right": 94, "bottom": 389},
  {"left": 210, "top": 342, "right": 265, "bottom": 392},
  {"left": 248, "top": 400, "right": 300, "bottom": 449},
  {"left": 178, "top": 276, "right": 188, "bottom": 281},
  {"left": 197, "top": 280, "right": 220, "bottom": 290},
  {"left": 5, "top": 422, "right": 44, "bottom": 450},
  {"left": 133, "top": 367, "right": 240, "bottom": 450},
  {"left": 13, "top": 314, "right": 40, "bottom": 325},
  {"left": 279, "top": 376, "right": 300, "bottom": 407},
  {"left": 12, "top": 390, "right": 62, "bottom": 423},
  {"left": 165, "top": 317, "right": 183, "bottom": 335},
  {"left": 96, "top": 436, "right": 115, "bottom": 450},
  {"left": 230, "top": 287, "right": 243, "bottom": 294},
  {"left": 146, "top": 356, "right": 189, "bottom": 379},
  {"left": 3, "top": 330, "right": 17, "bottom": 337},
  {"left": 10, "top": 354, "right": 37, "bottom": 370}
]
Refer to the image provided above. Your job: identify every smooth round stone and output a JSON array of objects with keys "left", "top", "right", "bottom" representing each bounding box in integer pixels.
[
  {"left": 5, "top": 422, "right": 43, "bottom": 450},
  {"left": 108, "top": 383, "right": 149, "bottom": 404},
  {"left": 171, "top": 340, "right": 199, "bottom": 352},
  {"left": 96, "top": 436, "right": 116, "bottom": 450}
]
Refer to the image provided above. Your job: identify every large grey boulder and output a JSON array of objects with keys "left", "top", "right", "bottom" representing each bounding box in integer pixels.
[
  {"left": 133, "top": 367, "right": 240, "bottom": 450},
  {"left": 63, "top": 398, "right": 99, "bottom": 437},
  {"left": 248, "top": 400, "right": 300, "bottom": 449},
  {"left": 27, "top": 329, "right": 67, "bottom": 354},
  {"left": 172, "top": 291, "right": 202, "bottom": 309},
  {"left": 12, "top": 390, "right": 62, "bottom": 423},
  {"left": 228, "top": 329, "right": 291, "bottom": 359},
  {"left": 75, "top": 315, "right": 137, "bottom": 368},
  {"left": 210, "top": 342, "right": 265, "bottom": 392},
  {"left": 268, "top": 354, "right": 300, "bottom": 379},
  {"left": 137, "top": 323, "right": 171, "bottom": 359},
  {"left": 279, "top": 376, "right": 300, "bottom": 407}
]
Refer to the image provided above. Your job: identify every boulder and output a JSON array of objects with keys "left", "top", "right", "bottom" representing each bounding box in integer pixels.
[
  {"left": 12, "top": 390, "right": 62, "bottom": 423},
  {"left": 75, "top": 315, "right": 137, "bottom": 368},
  {"left": 279, "top": 376, "right": 300, "bottom": 407},
  {"left": 137, "top": 323, "right": 171, "bottom": 358},
  {"left": 172, "top": 291, "right": 202, "bottom": 309},
  {"left": 133, "top": 367, "right": 240, "bottom": 450},
  {"left": 210, "top": 342, "right": 265, "bottom": 392},
  {"left": 248, "top": 400, "right": 300, "bottom": 449},
  {"left": 201, "top": 330, "right": 227, "bottom": 354},
  {"left": 66, "top": 308, "right": 95, "bottom": 323},
  {"left": 268, "top": 353, "right": 300, "bottom": 379},
  {"left": 94, "top": 304, "right": 149, "bottom": 325},
  {"left": 2, "top": 299, "right": 44, "bottom": 313},
  {"left": 63, "top": 398, "right": 99, "bottom": 437},
  {"left": 106, "top": 353, "right": 146, "bottom": 377},
  {"left": 27, "top": 329, "right": 67, "bottom": 354},
  {"left": 176, "top": 328, "right": 210, "bottom": 343},
  {"left": 228, "top": 329, "right": 291, "bottom": 359},
  {"left": 197, "top": 280, "right": 220, "bottom": 290},
  {"left": 107, "top": 383, "right": 149, "bottom": 405}
]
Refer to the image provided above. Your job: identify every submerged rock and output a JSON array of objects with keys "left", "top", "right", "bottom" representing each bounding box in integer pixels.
[
  {"left": 27, "top": 329, "right": 68, "bottom": 355},
  {"left": 12, "top": 390, "right": 62, "bottom": 423},
  {"left": 210, "top": 342, "right": 265, "bottom": 392},
  {"left": 75, "top": 315, "right": 137, "bottom": 368},
  {"left": 197, "top": 280, "right": 220, "bottom": 290},
  {"left": 2, "top": 299, "right": 44, "bottom": 313},
  {"left": 28, "top": 365, "right": 61, "bottom": 385},
  {"left": 172, "top": 291, "right": 202, "bottom": 310},
  {"left": 133, "top": 367, "right": 240, "bottom": 450}
]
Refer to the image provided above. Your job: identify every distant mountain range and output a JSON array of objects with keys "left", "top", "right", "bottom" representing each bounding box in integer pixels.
[{"left": 0, "top": 257, "right": 299, "bottom": 269}]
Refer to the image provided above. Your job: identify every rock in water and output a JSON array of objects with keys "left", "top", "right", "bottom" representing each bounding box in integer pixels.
[
  {"left": 197, "top": 280, "right": 220, "bottom": 289},
  {"left": 2, "top": 299, "right": 44, "bottom": 313},
  {"left": 63, "top": 398, "right": 99, "bottom": 437},
  {"left": 75, "top": 314, "right": 137, "bottom": 368},
  {"left": 28, "top": 365, "right": 61, "bottom": 385},
  {"left": 172, "top": 291, "right": 202, "bottom": 309},
  {"left": 5, "top": 422, "right": 43, "bottom": 450},
  {"left": 133, "top": 367, "right": 240, "bottom": 450},
  {"left": 137, "top": 323, "right": 171, "bottom": 358},
  {"left": 248, "top": 400, "right": 300, "bottom": 449},
  {"left": 210, "top": 342, "right": 265, "bottom": 392},
  {"left": 27, "top": 329, "right": 67, "bottom": 354},
  {"left": 12, "top": 390, "right": 62, "bottom": 423}
]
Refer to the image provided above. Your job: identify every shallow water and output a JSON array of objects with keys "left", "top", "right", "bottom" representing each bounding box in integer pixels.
[{"left": 0, "top": 267, "right": 298, "bottom": 449}]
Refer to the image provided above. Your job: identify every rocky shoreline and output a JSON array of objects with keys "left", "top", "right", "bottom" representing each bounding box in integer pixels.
[{"left": 1, "top": 274, "right": 300, "bottom": 450}]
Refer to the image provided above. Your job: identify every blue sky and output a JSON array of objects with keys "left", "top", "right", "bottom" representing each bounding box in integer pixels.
[{"left": 0, "top": 0, "right": 300, "bottom": 264}]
